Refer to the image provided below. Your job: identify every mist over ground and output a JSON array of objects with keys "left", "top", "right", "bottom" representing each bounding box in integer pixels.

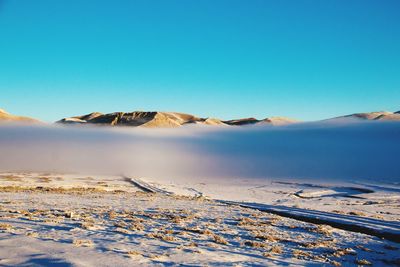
[{"left": 0, "top": 121, "right": 399, "bottom": 183}]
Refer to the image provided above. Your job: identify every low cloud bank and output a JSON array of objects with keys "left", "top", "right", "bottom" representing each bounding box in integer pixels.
[{"left": 0, "top": 121, "right": 399, "bottom": 183}]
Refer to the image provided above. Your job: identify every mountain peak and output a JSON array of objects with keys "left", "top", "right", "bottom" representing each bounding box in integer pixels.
[
  {"left": 0, "top": 109, "right": 39, "bottom": 123},
  {"left": 223, "top": 118, "right": 260, "bottom": 126},
  {"left": 0, "top": 108, "right": 9, "bottom": 114},
  {"left": 261, "top": 117, "right": 299, "bottom": 125}
]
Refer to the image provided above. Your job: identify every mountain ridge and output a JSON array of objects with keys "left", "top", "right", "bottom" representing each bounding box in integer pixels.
[
  {"left": 2, "top": 108, "right": 400, "bottom": 127},
  {"left": 329, "top": 111, "right": 400, "bottom": 122},
  {"left": 56, "top": 111, "right": 299, "bottom": 127}
]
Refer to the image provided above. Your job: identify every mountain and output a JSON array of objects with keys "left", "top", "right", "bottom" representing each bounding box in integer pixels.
[
  {"left": 222, "top": 117, "right": 298, "bottom": 126},
  {"left": 330, "top": 111, "right": 400, "bottom": 122},
  {"left": 0, "top": 109, "right": 39, "bottom": 123},
  {"left": 223, "top": 118, "right": 260, "bottom": 126},
  {"left": 57, "top": 111, "right": 298, "bottom": 128},
  {"left": 260, "top": 117, "right": 299, "bottom": 125},
  {"left": 374, "top": 113, "right": 400, "bottom": 121},
  {"left": 6, "top": 109, "right": 396, "bottom": 128},
  {"left": 58, "top": 111, "right": 209, "bottom": 127}
]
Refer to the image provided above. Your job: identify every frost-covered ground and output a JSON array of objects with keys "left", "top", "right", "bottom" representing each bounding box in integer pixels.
[
  {"left": 0, "top": 122, "right": 399, "bottom": 266},
  {"left": 0, "top": 172, "right": 399, "bottom": 266},
  {"left": 147, "top": 176, "right": 400, "bottom": 222}
]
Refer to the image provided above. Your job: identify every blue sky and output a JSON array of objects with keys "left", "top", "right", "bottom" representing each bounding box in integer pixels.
[{"left": 0, "top": 0, "right": 399, "bottom": 122}]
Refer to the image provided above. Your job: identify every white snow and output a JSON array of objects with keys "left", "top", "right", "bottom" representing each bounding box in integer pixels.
[{"left": 0, "top": 121, "right": 399, "bottom": 266}]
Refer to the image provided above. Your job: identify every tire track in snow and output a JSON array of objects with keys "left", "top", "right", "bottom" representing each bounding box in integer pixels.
[
  {"left": 221, "top": 201, "right": 400, "bottom": 243},
  {"left": 122, "top": 176, "right": 400, "bottom": 243},
  {"left": 123, "top": 176, "right": 173, "bottom": 195}
]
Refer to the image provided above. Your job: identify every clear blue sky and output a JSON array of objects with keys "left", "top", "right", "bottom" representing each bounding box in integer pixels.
[{"left": 0, "top": 0, "right": 399, "bottom": 122}]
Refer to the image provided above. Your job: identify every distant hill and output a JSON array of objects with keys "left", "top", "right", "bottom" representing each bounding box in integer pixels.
[
  {"left": 329, "top": 111, "right": 400, "bottom": 122},
  {"left": 223, "top": 118, "right": 260, "bottom": 126},
  {"left": 222, "top": 117, "right": 298, "bottom": 126},
  {"left": 259, "top": 117, "right": 299, "bottom": 125},
  {"left": 57, "top": 111, "right": 297, "bottom": 128},
  {"left": 3, "top": 109, "right": 399, "bottom": 128},
  {"left": 58, "top": 111, "right": 206, "bottom": 127},
  {"left": 0, "top": 109, "right": 40, "bottom": 123}
]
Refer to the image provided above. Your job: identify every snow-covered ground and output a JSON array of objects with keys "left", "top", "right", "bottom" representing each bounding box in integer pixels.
[
  {"left": 0, "top": 172, "right": 399, "bottom": 266},
  {"left": 0, "top": 122, "right": 399, "bottom": 265},
  {"left": 144, "top": 176, "right": 400, "bottom": 222}
]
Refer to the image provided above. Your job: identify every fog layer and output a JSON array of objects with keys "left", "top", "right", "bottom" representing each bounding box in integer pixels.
[{"left": 0, "top": 122, "right": 399, "bottom": 183}]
